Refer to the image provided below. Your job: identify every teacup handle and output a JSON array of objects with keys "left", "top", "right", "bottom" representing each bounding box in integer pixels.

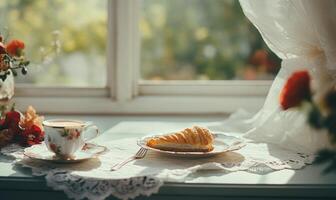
[{"left": 82, "top": 122, "right": 99, "bottom": 142}]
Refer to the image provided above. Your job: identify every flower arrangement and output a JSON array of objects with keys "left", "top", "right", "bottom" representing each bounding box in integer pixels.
[
  {"left": 280, "top": 70, "right": 336, "bottom": 172},
  {"left": 0, "top": 34, "right": 30, "bottom": 82},
  {"left": 0, "top": 105, "right": 44, "bottom": 148}
]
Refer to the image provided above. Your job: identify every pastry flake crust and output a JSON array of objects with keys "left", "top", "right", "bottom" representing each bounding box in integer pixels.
[{"left": 146, "top": 126, "right": 214, "bottom": 152}]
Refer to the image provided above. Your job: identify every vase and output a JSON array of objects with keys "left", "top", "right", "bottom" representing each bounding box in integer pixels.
[{"left": 0, "top": 71, "right": 14, "bottom": 102}]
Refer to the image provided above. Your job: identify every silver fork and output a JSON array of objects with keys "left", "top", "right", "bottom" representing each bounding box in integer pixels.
[{"left": 110, "top": 148, "right": 148, "bottom": 171}]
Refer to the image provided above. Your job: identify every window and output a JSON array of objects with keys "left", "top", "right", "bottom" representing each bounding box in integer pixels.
[
  {"left": 139, "top": 0, "right": 280, "bottom": 81},
  {"left": 0, "top": 0, "right": 107, "bottom": 87},
  {"left": 4, "top": 0, "right": 276, "bottom": 114}
]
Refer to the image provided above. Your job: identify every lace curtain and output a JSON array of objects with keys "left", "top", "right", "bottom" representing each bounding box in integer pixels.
[{"left": 211, "top": 0, "right": 336, "bottom": 154}]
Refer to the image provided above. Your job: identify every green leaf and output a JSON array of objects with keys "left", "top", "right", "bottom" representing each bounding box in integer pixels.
[
  {"left": 315, "top": 149, "right": 336, "bottom": 174},
  {"left": 11, "top": 69, "right": 17, "bottom": 76},
  {"left": 315, "top": 149, "right": 336, "bottom": 164},
  {"left": 325, "top": 114, "right": 336, "bottom": 137},
  {"left": 23, "top": 61, "right": 30, "bottom": 66},
  {"left": 307, "top": 104, "right": 324, "bottom": 129},
  {"left": 10, "top": 103, "right": 15, "bottom": 111},
  {"left": 323, "top": 159, "right": 336, "bottom": 174},
  {"left": 0, "top": 74, "right": 7, "bottom": 81},
  {"left": 21, "top": 67, "right": 28, "bottom": 75}
]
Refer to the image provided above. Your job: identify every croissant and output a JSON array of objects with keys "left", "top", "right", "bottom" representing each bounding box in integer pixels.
[{"left": 146, "top": 126, "right": 214, "bottom": 152}]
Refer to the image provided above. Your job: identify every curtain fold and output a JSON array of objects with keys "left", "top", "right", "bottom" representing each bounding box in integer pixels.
[{"left": 211, "top": 0, "right": 336, "bottom": 154}]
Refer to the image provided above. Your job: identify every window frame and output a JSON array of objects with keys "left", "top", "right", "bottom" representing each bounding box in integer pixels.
[{"left": 13, "top": 0, "right": 273, "bottom": 114}]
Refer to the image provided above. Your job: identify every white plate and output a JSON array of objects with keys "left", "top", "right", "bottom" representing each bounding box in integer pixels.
[
  {"left": 137, "top": 132, "right": 245, "bottom": 158},
  {"left": 23, "top": 143, "right": 108, "bottom": 163}
]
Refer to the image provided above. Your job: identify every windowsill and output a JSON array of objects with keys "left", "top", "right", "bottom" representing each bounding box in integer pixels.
[
  {"left": 1, "top": 114, "right": 336, "bottom": 199},
  {"left": 11, "top": 95, "right": 266, "bottom": 114}
]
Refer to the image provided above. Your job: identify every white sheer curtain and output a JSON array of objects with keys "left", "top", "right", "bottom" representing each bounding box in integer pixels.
[{"left": 211, "top": 0, "right": 336, "bottom": 154}]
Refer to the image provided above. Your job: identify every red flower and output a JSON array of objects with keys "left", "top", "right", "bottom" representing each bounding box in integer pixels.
[
  {"left": 0, "top": 119, "right": 5, "bottom": 127},
  {"left": 280, "top": 70, "right": 311, "bottom": 110},
  {"left": 19, "top": 125, "right": 44, "bottom": 146},
  {"left": 249, "top": 49, "right": 278, "bottom": 74},
  {"left": 0, "top": 42, "right": 6, "bottom": 54},
  {"left": 0, "top": 108, "right": 44, "bottom": 148},
  {"left": 6, "top": 39, "right": 25, "bottom": 57},
  {"left": 1, "top": 111, "right": 21, "bottom": 133}
]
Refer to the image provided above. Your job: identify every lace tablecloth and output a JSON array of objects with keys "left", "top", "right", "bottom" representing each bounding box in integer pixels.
[{"left": 0, "top": 122, "right": 315, "bottom": 200}]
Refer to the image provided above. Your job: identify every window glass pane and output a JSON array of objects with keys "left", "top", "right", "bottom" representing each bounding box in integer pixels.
[
  {"left": 0, "top": 0, "right": 107, "bottom": 87},
  {"left": 140, "top": 0, "right": 281, "bottom": 80}
]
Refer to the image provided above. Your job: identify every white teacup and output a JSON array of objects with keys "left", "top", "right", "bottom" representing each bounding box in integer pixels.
[{"left": 43, "top": 119, "right": 99, "bottom": 158}]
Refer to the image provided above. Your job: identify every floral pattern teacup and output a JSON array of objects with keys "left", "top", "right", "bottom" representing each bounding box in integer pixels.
[{"left": 43, "top": 119, "right": 99, "bottom": 159}]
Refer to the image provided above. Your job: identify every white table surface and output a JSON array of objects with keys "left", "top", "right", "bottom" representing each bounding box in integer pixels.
[{"left": 0, "top": 114, "right": 336, "bottom": 200}]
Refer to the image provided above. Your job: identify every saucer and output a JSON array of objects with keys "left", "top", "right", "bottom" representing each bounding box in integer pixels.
[
  {"left": 137, "top": 132, "right": 245, "bottom": 158},
  {"left": 24, "top": 143, "right": 108, "bottom": 163}
]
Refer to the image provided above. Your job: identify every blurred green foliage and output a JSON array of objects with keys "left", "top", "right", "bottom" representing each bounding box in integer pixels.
[
  {"left": 140, "top": 0, "right": 281, "bottom": 80},
  {"left": 0, "top": 0, "right": 281, "bottom": 86},
  {"left": 0, "top": 0, "right": 107, "bottom": 86}
]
